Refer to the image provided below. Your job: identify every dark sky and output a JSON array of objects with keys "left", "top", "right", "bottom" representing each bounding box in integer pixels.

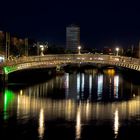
[{"left": 1, "top": 0, "right": 140, "bottom": 48}]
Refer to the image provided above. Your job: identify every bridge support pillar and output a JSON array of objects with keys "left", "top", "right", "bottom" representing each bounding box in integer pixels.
[
  {"left": 2, "top": 74, "right": 8, "bottom": 83},
  {"left": 56, "top": 65, "right": 64, "bottom": 75},
  {"left": 1, "top": 69, "right": 8, "bottom": 84},
  {"left": 56, "top": 65, "right": 61, "bottom": 71}
]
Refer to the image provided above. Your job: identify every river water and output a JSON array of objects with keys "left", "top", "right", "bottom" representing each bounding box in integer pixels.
[{"left": 0, "top": 68, "right": 140, "bottom": 140}]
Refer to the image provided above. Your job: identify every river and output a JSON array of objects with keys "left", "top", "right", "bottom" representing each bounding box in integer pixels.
[{"left": 0, "top": 68, "right": 140, "bottom": 140}]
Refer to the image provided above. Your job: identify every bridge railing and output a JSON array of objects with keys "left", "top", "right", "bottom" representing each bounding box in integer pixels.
[{"left": 1, "top": 54, "right": 140, "bottom": 68}]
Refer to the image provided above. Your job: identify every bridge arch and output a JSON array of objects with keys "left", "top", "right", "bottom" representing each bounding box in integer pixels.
[{"left": 1, "top": 54, "right": 140, "bottom": 76}]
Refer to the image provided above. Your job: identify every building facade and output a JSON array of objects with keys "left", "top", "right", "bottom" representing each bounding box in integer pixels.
[{"left": 66, "top": 25, "right": 80, "bottom": 53}]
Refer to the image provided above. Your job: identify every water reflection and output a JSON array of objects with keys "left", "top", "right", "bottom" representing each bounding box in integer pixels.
[
  {"left": 1, "top": 69, "right": 140, "bottom": 140},
  {"left": 3, "top": 89, "right": 15, "bottom": 120},
  {"left": 77, "top": 73, "right": 80, "bottom": 100},
  {"left": 114, "top": 76, "right": 119, "bottom": 99},
  {"left": 114, "top": 109, "right": 119, "bottom": 138},
  {"left": 38, "top": 108, "right": 45, "bottom": 139},
  {"left": 76, "top": 102, "right": 81, "bottom": 140},
  {"left": 89, "top": 75, "right": 92, "bottom": 98},
  {"left": 15, "top": 93, "right": 140, "bottom": 121},
  {"left": 64, "top": 73, "right": 69, "bottom": 98},
  {"left": 81, "top": 73, "right": 85, "bottom": 94},
  {"left": 97, "top": 74, "right": 103, "bottom": 100}
]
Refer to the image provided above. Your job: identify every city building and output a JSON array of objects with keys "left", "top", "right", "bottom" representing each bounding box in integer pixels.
[{"left": 66, "top": 25, "right": 80, "bottom": 53}]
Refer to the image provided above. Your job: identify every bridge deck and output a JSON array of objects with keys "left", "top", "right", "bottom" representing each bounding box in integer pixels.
[{"left": 0, "top": 54, "right": 140, "bottom": 74}]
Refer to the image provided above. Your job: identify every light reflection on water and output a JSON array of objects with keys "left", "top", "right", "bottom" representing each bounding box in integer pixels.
[
  {"left": 76, "top": 102, "right": 81, "bottom": 140},
  {"left": 38, "top": 108, "right": 45, "bottom": 139},
  {"left": 16, "top": 94, "right": 140, "bottom": 121},
  {"left": 0, "top": 69, "right": 140, "bottom": 140},
  {"left": 114, "top": 109, "right": 119, "bottom": 139}
]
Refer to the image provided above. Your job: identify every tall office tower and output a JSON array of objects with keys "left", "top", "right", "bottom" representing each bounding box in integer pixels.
[{"left": 66, "top": 25, "right": 80, "bottom": 52}]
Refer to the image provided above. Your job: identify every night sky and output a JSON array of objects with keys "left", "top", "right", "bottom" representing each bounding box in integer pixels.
[{"left": 1, "top": 0, "right": 140, "bottom": 48}]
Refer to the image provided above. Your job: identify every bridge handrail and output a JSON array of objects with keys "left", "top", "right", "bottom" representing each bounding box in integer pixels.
[
  {"left": 1, "top": 54, "right": 140, "bottom": 74},
  {"left": 3, "top": 54, "right": 140, "bottom": 65}
]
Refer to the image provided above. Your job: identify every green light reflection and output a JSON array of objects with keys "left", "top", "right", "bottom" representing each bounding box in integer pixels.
[{"left": 4, "top": 89, "right": 15, "bottom": 120}]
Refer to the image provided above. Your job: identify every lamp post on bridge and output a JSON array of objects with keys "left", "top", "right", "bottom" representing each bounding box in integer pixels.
[
  {"left": 39, "top": 42, "right": 48, "bottom": 56},
  {"left": 116, "top": 47, "right": 119, "bottom": 56},
  {"left": 34, "top": 42, "right": 48, "bottom": 56},
  {"left": 40, "top": 45, "right": 45, "bottom": 56},
  {"left": 78, "top": 45, "right": 81, "bottom": 54}
]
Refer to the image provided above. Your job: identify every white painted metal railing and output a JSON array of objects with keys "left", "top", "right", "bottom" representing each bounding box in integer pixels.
[{"left": 1, "top": 54, "right": 140, "bottom": 74}]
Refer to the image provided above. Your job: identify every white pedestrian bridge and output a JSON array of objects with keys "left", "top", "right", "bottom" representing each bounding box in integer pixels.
[{"left": 1, "top": 54, "right": 140, "bottom": 75}]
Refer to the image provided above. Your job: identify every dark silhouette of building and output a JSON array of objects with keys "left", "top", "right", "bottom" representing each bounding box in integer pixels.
[{"left": 66, "top": 25, "right": 80, "bottom": 53}]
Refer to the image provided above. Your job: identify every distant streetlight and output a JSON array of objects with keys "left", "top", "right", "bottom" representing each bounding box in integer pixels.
[
  {"left": 116, "top": 47, "right": 119, "bottom": 56},
  {"left": 39, "top": 43, "right": 48, "bottom": 56},
  {"left": 78, "top": 46, "right": 81, "bottom": 54},
  {"left": 33, "top": 42, "right": 48, "bottom": 56},
  {"left": 40, "top": 45, "right": 45, "bottom": 56}
]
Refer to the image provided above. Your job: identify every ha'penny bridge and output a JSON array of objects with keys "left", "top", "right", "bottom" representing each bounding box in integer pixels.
[{"left": 0, "top": 54, "right": 140, "bottom": 81}]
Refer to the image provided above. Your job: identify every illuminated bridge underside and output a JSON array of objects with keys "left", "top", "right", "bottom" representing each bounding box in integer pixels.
[{"left": 2, "top": 54, "right": 140, "bottom": 74}]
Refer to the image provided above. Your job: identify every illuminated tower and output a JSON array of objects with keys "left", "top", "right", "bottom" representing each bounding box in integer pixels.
[{"left": 66, "top": 25, "right": 80, "bottom": 53}]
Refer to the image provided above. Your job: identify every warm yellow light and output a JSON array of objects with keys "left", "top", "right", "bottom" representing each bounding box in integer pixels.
[
  {"left": 78, "top": 46, "right": 81, "bottom": 54},
  {"left": 114, "top": 109, "right": 119, "bottom": 138},
  {"left": 76, "top": 104, "right": 81, "bottom": 139},
  {"left": 38, "top": 108, "right": 45, "bottom": 139},
  {"left": 40, "top": 45, "right": 44, "bottom": 48},
  {"left": 116, "top": 47, "right": 119, "bottom": 56},
  {"left": 116, "top": 47, "right": 119, "bottom": 51},
  {"left": 78, "top": 46, "right": 81, "bottom": 50},
  {"left": 104, "top": 69, "right": 115, "bottom": 75},
  {"left": 20, "top": 90, "right": 23, "bottom": 95},
  {"left": 41, "top": 47, "right": 44, "bottom": 51}
]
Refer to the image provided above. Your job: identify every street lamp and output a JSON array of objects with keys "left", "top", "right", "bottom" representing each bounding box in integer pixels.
[
  {"left": 116, "top": 47, "right": 119, "bottom": 56},
  {"left": 34, "top": 42, "right": 48, "bottom": 56},
  {"left": 78, "top": 46, "right": 81, "bottom": 54},
  {"left": 40, "top": 45, "right": 44, "bottom": 56}
]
